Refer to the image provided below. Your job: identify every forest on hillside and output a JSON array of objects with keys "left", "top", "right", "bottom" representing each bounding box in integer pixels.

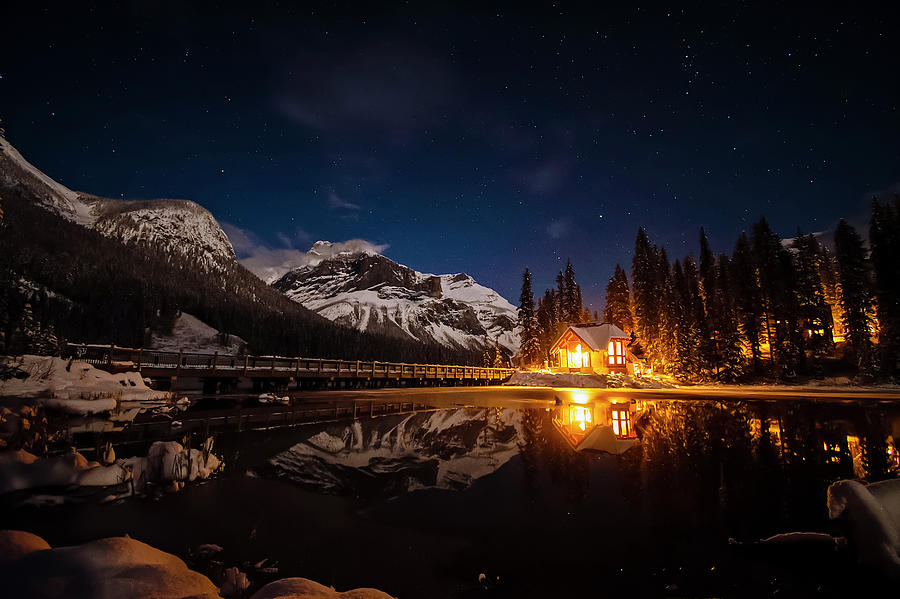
[
  {"left": 517, "top": 197, "right": 900, "bottom": 382},
  {"left": 0, "top": 187, "right": 482, "bottom": 365}
]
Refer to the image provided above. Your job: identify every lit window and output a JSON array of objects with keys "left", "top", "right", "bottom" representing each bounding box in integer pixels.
[
  {"left": 607, "top": 340, "right": 625, "bottom": 365},
  {"left": 610, "top": 406, "right": 631, "bottom": 438},
  {"left": 570, "top": 405, "right": 592, "bottom": 431}
]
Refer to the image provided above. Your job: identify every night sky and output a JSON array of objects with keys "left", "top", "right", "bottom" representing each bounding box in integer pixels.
[{"left": 1, "top": 3, "right": 898, "bottom": 309}]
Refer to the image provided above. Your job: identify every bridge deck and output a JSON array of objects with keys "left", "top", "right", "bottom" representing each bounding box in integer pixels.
[{"left": 66, "top": 344, "right": 516, "bottom": 382}]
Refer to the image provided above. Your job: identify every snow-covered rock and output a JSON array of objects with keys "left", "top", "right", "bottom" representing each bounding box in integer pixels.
[
  {"left": 0, "top": 355, "right": 169, "bottom": 414},
  {"left": 0, "top": 137, "right": 235, "bottom": 270},
  {"left": 251, "top": 578, "right": 395, "bottom": 599},
  {"left": 828, "top": 478, "right": 900, "bottom": 576},
  {"left": 1, "top": 532, "right": 223, "bottom": 599},
  {"left": 1, "top": 531, "right": 397, "bottom": 599},
  {"left": 273, "top": 244, "right": 519, "bottom": 353}
]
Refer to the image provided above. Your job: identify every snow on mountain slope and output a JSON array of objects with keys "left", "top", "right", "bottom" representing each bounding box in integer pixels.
[
  {"left": 0, "top": 137, "right": 234, "bottom": 268},
  {"left": 269, "top": 407, "right": 523, "bottom": 496},
  {"left": 273, "top": 242, "right": 520, "bottom": 353},
  {"left": 150, "top": 312, "right": 247, "bottom": 354}
]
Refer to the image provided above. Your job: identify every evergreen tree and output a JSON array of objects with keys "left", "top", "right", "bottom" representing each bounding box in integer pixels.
[
  {"left": 604, "top": 264, "right": 633, "bottom": 334},
  {"left": 732, "top": 233, "right": 763, "bottom": 369},
  {"left": 517, "top": 268, "right": 541, "bottom": 366},
  {"left": 632, "top": 228, "right": 661, "bottom": 370},
  {"left": 654, "top": 246, "right": 678, "bottom": 372},
  {"left": 562, "top": 259, "right": 581, "bottom": 323},
  {"left": 672, "top": 259, "right": 703, "bottom": 378},
  {"left": 833, "top": 219, "right": 875, "bottom": 371},
  {"left": 698, "top": 228, "right": 721, "bottom": 374},
  {"left": 870, "top": 197, "right": 900, "bottom": 376},
  {"left": 791, "top": 231, "right": 831, "bottom": 374},
  {"left": 536, "top": 288, "right": 558, "bottom": 363},
  {"left": 715, "top": 254, "right": 746, "bottom": 380}
]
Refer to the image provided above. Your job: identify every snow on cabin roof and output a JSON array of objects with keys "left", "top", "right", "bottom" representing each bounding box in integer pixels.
[{"left": 552, "top": 323, "right": 629, "bottom": 351}]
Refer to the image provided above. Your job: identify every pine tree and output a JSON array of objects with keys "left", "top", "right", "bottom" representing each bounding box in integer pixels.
[
  {"left": 632, "top": 228, "right": 661, "bottom": 370},
  {"left": 698, "top": 228, "right": 721, "bottom": 374},
  {"left": 870, "top": 197, "right": 900, "bottom": 376},
  {"left": 715, "top": 254, "right": 745, "bottom": 380},
  {"left": 834, "top": 219, "right": 875, "bottom": 372},
  {"left": 672, "top": 259, "right": 703, "bottom": 379},
  {"left": 562, "top": 260, "right": 581, "bottom": 323},
  {"left": 732, "top": 233, "right": 763, "bottom": 370},
  {"left": 791, "top": 231, "right": 831, "bottom": 374},
  {"left": 604, "top": 264, "right": 633, "bottom": 334},
  {"left": 517, "top": 268, "right": 541, "bottom": 366},
  {"left": 656, "top": 246, "right": 678, "bottom": 372},
  {"left": 536, "top": 288, "right": 558, "bottom": 363}
]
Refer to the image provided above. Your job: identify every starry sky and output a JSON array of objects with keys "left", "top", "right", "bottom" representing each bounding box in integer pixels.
[{"left": 1, "top": 2, "right": 898, "bottom": 309}]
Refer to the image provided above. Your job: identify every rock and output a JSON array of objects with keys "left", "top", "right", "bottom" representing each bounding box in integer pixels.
[
  {"left": 251, "top": 577, "right": 396, "bottom": 599},
  {"left": 0, "top": 530, "right": 51, "bottom": 563}
]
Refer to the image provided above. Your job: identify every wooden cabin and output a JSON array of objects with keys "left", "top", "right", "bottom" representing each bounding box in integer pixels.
[{"left": 549, "top": 323, "right": 641, "bottom": 375}]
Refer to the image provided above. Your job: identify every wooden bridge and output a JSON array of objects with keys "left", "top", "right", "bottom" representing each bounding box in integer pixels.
[{"left": 65, "top": 344, "right": 516, "bottom": 390}]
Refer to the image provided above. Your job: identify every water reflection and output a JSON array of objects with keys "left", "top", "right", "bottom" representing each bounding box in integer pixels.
[{"left": 264, "top": 397, "right": 900, "bottom": 539}]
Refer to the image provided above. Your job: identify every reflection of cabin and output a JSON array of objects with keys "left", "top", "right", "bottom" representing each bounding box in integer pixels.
[
  {"left": 551, "top": 397, "right": 640, "bottom": 454},
  {"left": 549, "top": 323, "right": 642, "bottom": 375}
]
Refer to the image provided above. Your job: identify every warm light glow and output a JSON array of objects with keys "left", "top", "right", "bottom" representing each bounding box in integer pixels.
[
  {"left": 568, "top": 343, "right": 584, "bottom": 368},
  {"left": 570, "top": 405, "right": 592, "bottom": 431},
  {"left": 572, "top": 391, "right": 589, "bottom": 404}
]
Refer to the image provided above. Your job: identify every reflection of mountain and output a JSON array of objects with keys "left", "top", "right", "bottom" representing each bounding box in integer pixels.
[{"left": 270, "top": 408, "right": 522, "bottom": 496}]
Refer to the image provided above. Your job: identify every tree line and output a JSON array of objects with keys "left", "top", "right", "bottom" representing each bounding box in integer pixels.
[{"left": 517, "top": 198, "right": 900, "bottom": 381}]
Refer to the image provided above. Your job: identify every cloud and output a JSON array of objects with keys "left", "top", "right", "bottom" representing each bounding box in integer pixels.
[
  {"left": 546, "top": 217, "right": 569, "bottom": 239},
  {"left": 222, "top": 223, "right": 387, "bottom": 283},
  {"left": 274, "top": 43, "right": 457, "bottom": 142},
  {"left": 327, "top": 192, "right": 361, "bottom": 212}
]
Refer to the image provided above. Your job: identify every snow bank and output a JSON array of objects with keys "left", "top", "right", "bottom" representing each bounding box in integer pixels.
[
  {"left": 505, "top": 371, "right": 608, "bottom": 388},
  {"left": 1, "top": 531, "right": 222, "bottom": 598},
  {"left": 0, "top": 355, "right": 170, "bottom": 415},
  {"left": 828, "top": 478, "right": 900, "bottom": 576},
  {"left": 0, "top": 440, "right": 222, "bottom": 498},
  {"left": 1, "top": 532, "right": 397, "bottom": 599},
  {"left": 505, "top": 370, "right": 676, "bottom": 389},
  {"left": 250, "top": 578, "right": 395, "bottom": 599}
]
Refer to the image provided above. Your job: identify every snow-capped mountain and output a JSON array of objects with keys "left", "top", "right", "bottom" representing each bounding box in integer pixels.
[
  {"left": 0, "top": 137, "right": 234, "bottom": 269},
  {"left": 269, "top": 408, "right": 523, "bottom": 496},
  {"left": 273, "top": 241, "right": 520, "bottom": 353}
]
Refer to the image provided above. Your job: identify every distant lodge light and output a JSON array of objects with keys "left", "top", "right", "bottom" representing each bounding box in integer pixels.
[{"left": 549, "top": 322, "right": 643, "bottom": 376}]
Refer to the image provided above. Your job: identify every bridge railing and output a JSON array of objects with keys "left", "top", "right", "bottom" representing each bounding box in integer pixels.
[{"left": 64, "top": 344, "right": 516, "bottom": 381}]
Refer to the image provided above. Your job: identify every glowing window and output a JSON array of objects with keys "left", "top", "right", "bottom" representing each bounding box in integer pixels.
[
  {"left": 607, "top": 340, "right": 625, "bottom": 365},
  {"left": 610, "top": 406, "right": 631, "bottom": 438},
  {"left": 570, "top": 405, "right": 592, "bottom": 431}
]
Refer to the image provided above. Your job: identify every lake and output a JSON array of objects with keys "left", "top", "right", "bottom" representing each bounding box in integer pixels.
[{"left": 3, "top": 391, "right": 898, "bottom": 597}]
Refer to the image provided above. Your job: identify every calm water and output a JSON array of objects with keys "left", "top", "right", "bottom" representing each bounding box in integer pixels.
[{"left": 4, "top": 393, "right": 899, "bottom": 597}]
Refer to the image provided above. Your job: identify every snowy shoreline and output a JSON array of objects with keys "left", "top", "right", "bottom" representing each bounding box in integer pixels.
[{"left": 1, "top": 530, "right": 395, "bottom": 598}]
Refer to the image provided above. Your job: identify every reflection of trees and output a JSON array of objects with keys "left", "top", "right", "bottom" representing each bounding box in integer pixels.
[
  {"left": 517, "top": 408, "right": 544, "bottom": 500},
  {"left": 860, "top": 407, "right": 892, "bottom": 482},
  {"left": 635, "top": 400, "right": 803, "bottom": 539}
]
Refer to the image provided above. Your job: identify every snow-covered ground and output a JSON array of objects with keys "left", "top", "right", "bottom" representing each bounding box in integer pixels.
[
  {"left": 150, "top": 312, "right": 247, "bottom": 354},
  {"left": 1, "top": 531, "right": 396, "bottom": 598},
  {"left": 0, "top": 355, "right": 172, "bottom": 415},
  {"left": 505, "top": 370, "right": 675, "bottom": 389}
]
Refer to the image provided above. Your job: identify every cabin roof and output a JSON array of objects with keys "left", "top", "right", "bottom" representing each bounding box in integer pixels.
[{"left": 551, "top": 323, "right": 629, "bottom": 352}]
